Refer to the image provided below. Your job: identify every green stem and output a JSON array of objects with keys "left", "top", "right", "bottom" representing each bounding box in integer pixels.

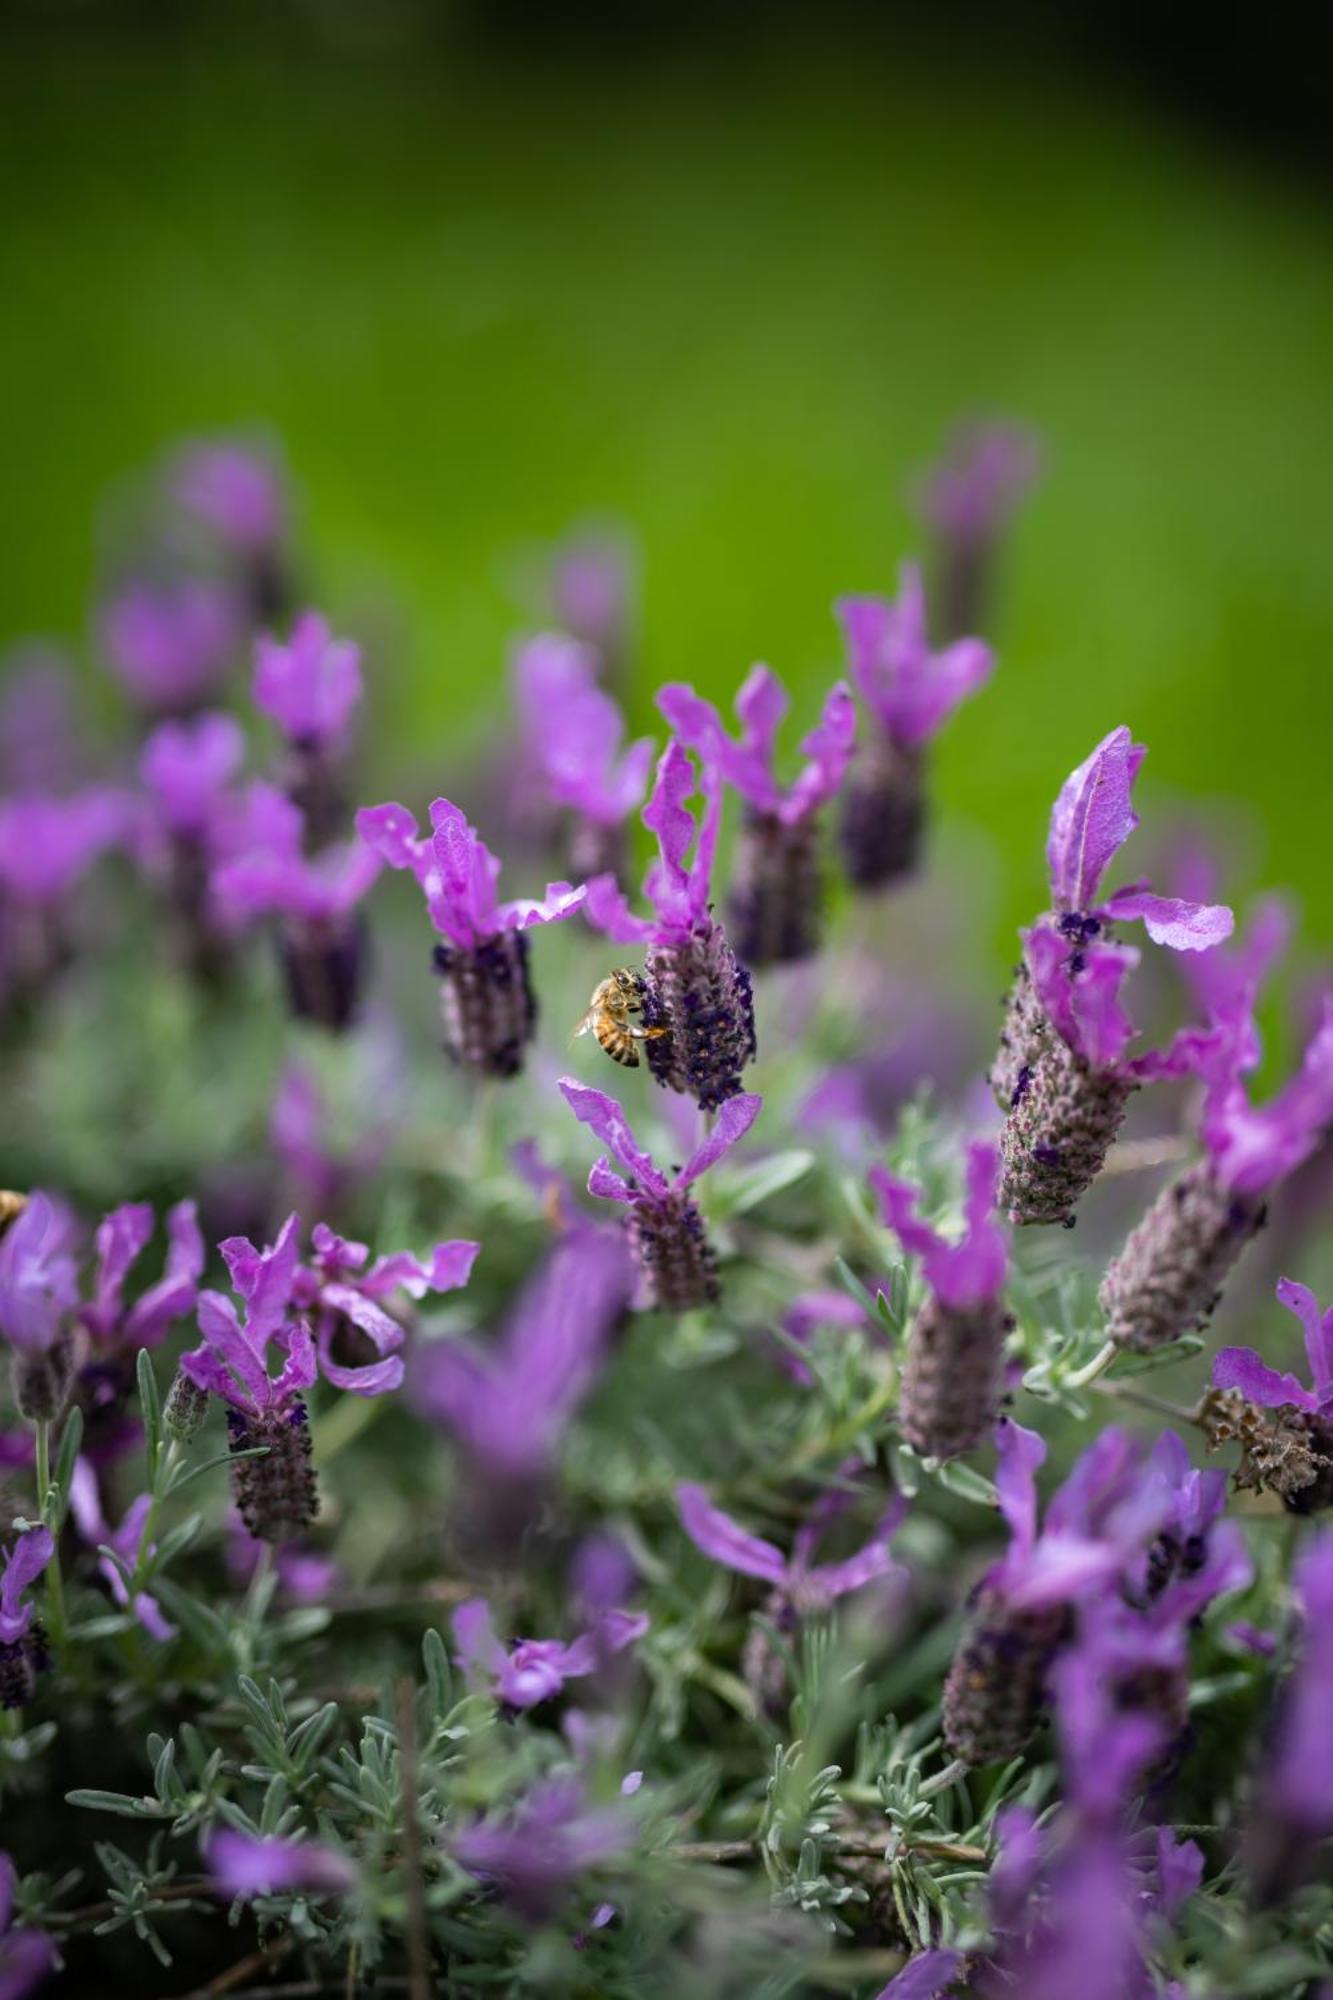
[
  {"left": 1065, "top": 1339, "right": 1119, "bottom": 1392},
  {"left": 34, "top": 1420, "right": 68, "bottom": 1651},
  {"left": 129, "top": 1443, "right": 180, "bottom": 1595}
]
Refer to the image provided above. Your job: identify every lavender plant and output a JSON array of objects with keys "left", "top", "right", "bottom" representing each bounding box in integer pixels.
[{"left": 1, "top": 430, "right": 1333, "bottom": 2000}]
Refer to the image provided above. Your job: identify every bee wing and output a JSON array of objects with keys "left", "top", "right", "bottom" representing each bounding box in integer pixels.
[{"left": 570, "top": 1006, "right": 598, "bottom": 1043}]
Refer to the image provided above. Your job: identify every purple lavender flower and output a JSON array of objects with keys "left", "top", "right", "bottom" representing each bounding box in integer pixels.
[
  {"left": 357, "top": 795, "right": 585, "bottom": 1078},
  {"left": 547, "top": 529, "right": 634, "bottom": 674},
  {"left": 253, "top": 612, "right": 363, "bottom": 843},
  {"left": 874, "top": 1950, "right": 964, "bottom": 2000},
  {"left": 290, "top": 1222, "right": 479, "bottom": 1396},
  {"left": 67, "top": 1459, "right": 174, "bottom": 1643},
  {"left": 1212, "top": 1277, "right": 1333, "bottom": 1512},
  {"left": 75, "top": 1199, "right": 203, "bottom": 1463},
  {"left": 0, "top": 1851, "right": 56, "bottom": 2000},
  {"left": 583, "top": 741, "right": 757, "bottom": 1109},
  {"left": 912, "top": 417, "right": 1042, "bottom": 640},
  {"left": 835, "top": 564, "right": 993, "bottom": 889},
  {"left": 225, "top": 1516, "right": 340, "bottom": 1603},
  {"left": 0, "top": 1194, "right": 79, "bottom": 1422},
  {"left": 452, "top": 1773, "right": 635, "bottom": 1923},
  {"left": 215, "top": 785, "right": 381, "bottom": 1031},
  {"left": 0, "top": 1528, "right": 54, "bottom": 1711},
  {"left": 205, "top": 1829, "right": 356, "bottom": 1900},
  {"left": 657, "top": 667, "right": 855, "bottom": 967},
  {"left": 871, "top": 1139, "right": 1010, "bottom": 1460},
  {"left": 0, "top": 787, "right": 126, "bottom": 1006},
  {"left": 137, "top": 711, "right": 251, "bottom": 977},
  {"left": 1101, "top": 997, "right": 1333, "bottom": 1351},
  {"left": 678, "top": 1480, "right": 906, "bottom": 1711},
  {"left": 99, "top": 575, "right": 242, "bottom": 715},
  {"left": 453, "top": 1596, "right": 648, "bottom": 1710},
  {"left": 179, "top": 1217, "right": 320, "bottom": 1542},
  {"left": 513, "top": 633, "right": 654, "bottom": 881},
  {"left": 171, "top": 438, "right": 287, "bottom": 558},
  {"left": 943, "top": 1420, "right": 1167, "bottom": 1765},
  {"left": 992, "top": 727, "right": 1233, "bottom": 1226},
  {"left": 0, "top": 644, "right": 87, "bottom": 794},
  {"left": 559, "top": 1078, "right": 761, "bottom": 1310},
  {"left": 413, "top": 1227, "right": 632, "bottom": 1546},
  {"left": 1245, "top": 1531, "right": 1333, "bottom": 1902}
]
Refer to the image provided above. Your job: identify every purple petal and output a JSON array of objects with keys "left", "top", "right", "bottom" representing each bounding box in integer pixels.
[
  {"left": 1155, "top": 1829, "right": 1204, "bottom": 1921},
  {"left": 676, "top": 1092, "right": 763, "bottom": 1192},
  {"left": 676, "top": 1482, "right": 787, "bottom": 1583},
  {"left": 875, "top": 1949, "right": 964, "bottom": 2000},
  {"left": 1098, "top": 885, "right": 1234, "bottom": 953},
  {"left": 559, "top": 1077, "right": 670, "bottom": 1200},
  {"left": 453, "top": 1597, "right": 507, "bottom": 1684},
  {"left": 0, "top": 1526, "right": 55, "bottom": 1644},
  {"left": 1277, "top": 1277, "right": 1333, "bottom": 1400},
  {"left": 582, "top": 871, "right": 655, "bottom": 945},
  {"left": 206, "top": 1829, "right": 356, "bottom": 1899},
  {"left": 807, "top": 1535, "right": 903, "bottom": 1602},
  {"left": 783, "top": 678, "right": 858, "bottom": 824},
  {"left": 993, "top": 1418, "right": 1046, "bottom": 1558},
  {"left": 1202, "top": 995, "right": 1333, "bottom": 1194},
  {"left": 253, "top": 611, "right": 362, "bottom": 750},
  {"left": 1045, "top": 725, "right": 1145, "bottom": 913},
  {"left": 495, "top": 881, "right": 587, "bottom": 933},
  {"left": 355, "top": 800, "right": 427, "bottom": 874},
  {"left": 1211, "top": 1345, "right": 1316, "bottom": 1412}
]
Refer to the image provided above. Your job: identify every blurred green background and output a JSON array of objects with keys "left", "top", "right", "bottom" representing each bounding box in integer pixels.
[{"left": 2, "top": 8, "right": 1331, "bottom": 955}]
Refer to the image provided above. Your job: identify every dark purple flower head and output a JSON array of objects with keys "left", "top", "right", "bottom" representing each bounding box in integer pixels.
[
  {"left": 1198, "top": 996, "right": 1333, "bottom": 1196},
  {"left": 78, "top": 1200, "right": 203, "bottom": 1358},
  {"left": 170, "top": 441, "right": 288, "bottom": 558},
  {"left": 452, "top": 1773, "right": 635, "bottom": 1923},
  {"left": 413, "top": 1227, "right": 632, "bottom": 1498},
  {"left": 290, "top": 1221, "right": 479, "bottom": 1396},
  {"left": 0, "top": 788, "right": 126, "bottom": 912},
  {"left": 1214, "top": 1276, "right": 1333, "bottom": 1419},
  {"left": 915, "top": 419, "right": 1042, "bottom": 547},
  {"left": 253, "top": 612, "right": 362, "bottom": 754},
  {"left": 0, "top": 1530, "right": 53, "bottom": 1650},
  {"left": 453, "top": 1596, "right": 648, "bottom": 1709},
  {"left": 0, "top": 1849, "right": 57, "bottom": 2000},
  {"left": 836, "top": 564, "right": 994, "bottom": 750},
  {"left": 214, "top": 785, "right": 380, "bottom": 930},
  {"left": 357, "top": 795, "right": 585, "bottom": 948},
  {"left": 677, "top": 1479, "right": 906, "bottom": 1617},
  {"left": 583, "top": 739, "right": 720, "bottom": 949},
  {"left": 67, "top": 1459, "right": 174, "bottom": 1643},
  {"left": 0, "top": 1195, "right": 78, "bottom": 1358},
  {"left": 514, "top": 633, "right": 654, "bottom": 831},
  {"left": 871, "top": 1139, "right": 1007, "bottom": 1312},
  {"left": 139, "top": 712, "right": 247, "bottom": 844},
  {"left": 205, "top": 1829, "right": 356, "bottom": 1901},
  {"left": 657, "top": 668, "right": 856, "bottom": 828},
  {"left": 181, "top": 1216, "right": 314, "bottom": 1417},
  {"left": 99, "top": 575, "right": 242, "bottom": 713}
]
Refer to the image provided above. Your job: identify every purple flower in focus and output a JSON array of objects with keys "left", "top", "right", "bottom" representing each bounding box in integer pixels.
[
  {"left": 67, "top": 1459, "right": 175, "bottom": 1643},
  {"left": 453, "top": 1596, "right": 648, "bottom": 1709},
  {"left": 253, "top": 611, "right": 362, "bottom": 756},
  {"left": 357, "top": 795, "right": 585, "bottom": 1078},
  {"left": 291, "top": 1222, "right": 479, "bottom": 1396},
  {"left": 871, "top": 1140, "right": 1010, "bottom": 1459},
  {"left": 658, "top": 667, "right": 855, "bottom": 967},
  {"left": 513, "top": 633, "right": 654, "bottom": 880},
  {"left": 0, "top": 1851, "right": 56, "bottom": 2000},
  {"left": 99, "top": 576, "right": 242, "bottom": 714},
  {"left": 912, "top": 416, "right": 1042, "bottom": 640},
  {"left": 835, "top": 565, "right": 993, "bottom": 890},
  {"left": 205, "top": 1829, "right": 356, "bottom": 1900},
  {"left": 452, "top": 1774, "right": 635, "bottom": 1922},
  {"left": 0, "top": 1528, "right": 54, "bottom": 1712},
  {"left": 559, "top": 1077, "right": 761, "bottom": 1311}
]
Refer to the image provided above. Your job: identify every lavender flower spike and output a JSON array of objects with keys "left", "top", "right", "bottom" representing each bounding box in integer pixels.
[
  {"left": 871, "top": 1139, "right": 1010, "bottom": 1460},
  {"left": 357, "top": 795, "right": 585, "bottom": 1078},
  {"left": 583, "top": 740, "right": 757, "bottom": 1110},
  {"left": 253, "top": 611, "right": 363, "bottom": 843},
  {"left": 0, "top": 1192, "right": 78, "bottom": 1421},
  {"left": 215, "top": 785, "right": 381, "bottom": 1032},
  {"left": 0, "top": 1851, "right": 56, "bottom": 1999},
  {"left": 0, "top": 1528, "right": 54, "bottom": 1710},
  {"left": 1101, "top": 996, "right": 1333, "bottom": 1352},
  {"left": 913, "top": 417, "right": 1042, "bottom": 640},
  {"left": 514, "top": 633, "right": 654, "bottom": 881},
  {"left": 835, "top": 563, "right": 994, "bottom": 888},
  {"left": 658, "top": 667, "right": 856, "bottom": 968},
  {"left": 993, "top": 727, "right": 1233, "bottom": 1226},
  {"left": 180, "top": 1217, "right": 320, "bottom": 1542},
  {"left": 1210, "top": 1277, "right": 1333, "bottom": 1513},
  {"left": 560, "top": 1078, "right": 761, "bottom": 1311},
  {"left": 1245, "top": 1531, "right": 1333, "bottom": 1903}
]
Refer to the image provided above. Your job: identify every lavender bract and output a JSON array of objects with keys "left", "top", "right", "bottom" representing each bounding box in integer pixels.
[
  {"left": 992, "top": 726, "right": 1232, "bottom": 1226},
  {"left": 357, "top": 796, "right": 585, "bottom": 1078},
  {"left": 871, "top": 1139, "right": 1010, "bottom": 1460},
  {"left": 584, "top": 740, "right": 756, "bottom": 1110},
  {"left": 835, "top": 564, "right": 993, "bottom": 889},
  {"left": 658, "top": 667, "right": 855, "bottom": 967},
  {"left": 559, "top": 1078, "right": 761, "bottom": 1311}
]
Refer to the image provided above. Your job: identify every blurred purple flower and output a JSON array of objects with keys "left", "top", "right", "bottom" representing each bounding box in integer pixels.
[
  {"left": 0, "top": 1195, "right": 78, "bottom": 1359},
  {"left": 513, "top": 633, "right": 654, "bottom": 878},
  {"left": 0, "top": 788, "right": 125, "bottom": 912},
  {"left": 452, "top": 1774, "right": 635, "bottom": 1923},
  {"left": 205, "top": 1829, "right": 356, "bottom": 1900},
  {"left": 139, "top": 711, "right": 247, "bottom": 845},
  {"left": 547, "top": 529, "right": 634, "bottom": 670},
  {"left": 0, "top": 1851, "right": 56, "bottom": 2000},
  {"left": 79, "top": 1200, "right": 204, "bottom": 1358},
  {"left": 453, "top": 1596, "right": 648, "bottom": 1709},
  {"left": 0, "top": 645, "right": 87, "bottom": 795},
  {"left": 67, "top": 1459, "right": 174, "bottom": 1643},
  {"left": 171, "top": 441, "right": 288, "bottom": 558},
  {"left": 269, "top": 1060, "right": 392, "bottom": 1220},
  {"left": 913, "top": 416, "right": 1042, "bottom": 640},
  {"left": 253, "top": 611, "right": 362, "bottom": 755},
  {"left": 559, "top": 1077, "right": 761, "bottom": 1311},
  {"left": 875, "top": 1949, "right": 964, "bottom": 2000},
  {"left": 0, "top": 1528, "right": 54, "bottom": 1712},
  {"left": 99, "top": 576, "right": 242, "bottom": 714},
  {"left": 1246, "top": 1531, "right": 1333, "bottom": 1901}
]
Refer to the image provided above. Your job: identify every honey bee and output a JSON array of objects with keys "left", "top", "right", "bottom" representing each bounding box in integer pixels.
[{"left": 572, "top": 967, "right": 668, "bottom": 1068}]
